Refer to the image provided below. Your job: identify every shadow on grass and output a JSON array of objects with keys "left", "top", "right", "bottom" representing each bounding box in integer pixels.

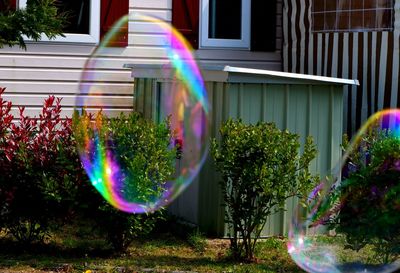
[
  {"left": 0, "top": 234, "right": 305, "bottom": 273},
  {"left": 117, "top": 253, "right": 304, "bottom": 273},
  {"left": 0, "top": 235, "right": 113, "bottom": 265}
]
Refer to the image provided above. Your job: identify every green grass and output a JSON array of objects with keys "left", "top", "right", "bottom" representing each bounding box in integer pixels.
[
  {"left": 0, "top": 228, "right": 304, "bottom": 273},
  {"left": 1, "top": 225, "right": 395, "bottom": 273}
]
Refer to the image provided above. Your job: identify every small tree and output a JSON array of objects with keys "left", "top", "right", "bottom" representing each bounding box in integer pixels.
[
  {"left": 0, "top": 0, "right": 66, "bottom": 49},
  {"left": 211, "top": 119, "right": 319, "bottom": 261}
]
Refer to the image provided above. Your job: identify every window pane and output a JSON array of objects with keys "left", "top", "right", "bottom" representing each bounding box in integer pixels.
[
  {"left": 377, "top": 0, "right": 393, "bottom": 8},
  {"left": 337, "top": 11, "right": 350, "bottom": 30},
  {"left": 58, "top": 0, "right": 90, "bottom": 34},
  {"left": 377, "top": 9, "right": 393, "bottom": 29},
  {"left": 363, "top": 10, "right": 376, "bottom": 29},
  {"left": 313, "top": 13, "right": 325, "bottom": 31},
  {"left": 350, "top": 10, "right": 363, "bottom": 30},
  {"left": 208, "top": 0, "right": 241, "bottom": 39},
  {"left": 364, "top": 0, "right": 376, "bottom": 10},
  {"left": 313, "top": 0, "right": 325, "bottom": 13},
  {"left": 312, "top": 0, "right": 394, "bottom": 32},
  {"left": 337, "top": 0, "right": 350, "bottom": 11},
  {"left": 325, "top": 1, "right": 336, "bottom": 12},
  {"left": 325, "top": 12, "right": 337, "bottom": 30},
  {"left": 350, "top": 0, "right": 361, "bottom": 10}
]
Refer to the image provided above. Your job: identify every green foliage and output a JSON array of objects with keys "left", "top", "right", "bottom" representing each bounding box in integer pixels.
[
  {"left": 211, "top": 119, "right": 319, "bottom": 261},
  {"left": 73, "top": 111, "right": 176, "bottom": 251},
  {"left": 73, "top": 111, "right": 177, "bottom": 205},
  {"left": 0, "top": 89, "right": 171, "bottom": 248},
  {"left": 324, "top": 130, "right": 400, "bottom": 263},
  {"left": 107, "top": 112, "right": 177, "bottom": 204},
  {"left": 0, "top": 93, "right": 76, "bottom": 244},
  {"left": 95, "top": 204, "right": 165, "bottom": 252},
  {"left": 0, "top": 0, "right": 66, "bottom": 49},
  {"left": 187, "top": 229, "right": 207, "bottom": 253}
]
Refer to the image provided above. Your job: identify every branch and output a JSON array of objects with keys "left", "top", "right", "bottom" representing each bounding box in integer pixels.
[{"left": 0, "top": 0, "right": 67, "bottom": 49}]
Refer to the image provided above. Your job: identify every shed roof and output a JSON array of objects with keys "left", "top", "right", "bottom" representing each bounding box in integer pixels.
[{"left": 124, "top": 64, "right": 359, "bottom": 86}]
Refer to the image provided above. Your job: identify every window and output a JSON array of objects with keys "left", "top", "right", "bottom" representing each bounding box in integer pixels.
[
  {"left": 0, "top": 0, "right": 16, "bottom": 12},
  {"left": 312, "top": 0, "right": 394, "bottom": 32},
  {"left": 200, "top": 0, "right": 251, "bottom": 49},
  {"left": 172, "top": 0, "right": 277, "bottom": 52},
  {"left": 19, "top": 0, "right": 100, "bottom": 43},
  {"left": 17, "top": 0, "right": 128, "bottom": 46}
]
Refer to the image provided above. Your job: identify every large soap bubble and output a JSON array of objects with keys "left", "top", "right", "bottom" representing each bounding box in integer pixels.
[
  {"left": 73, "top": 13, "right": 209, "bottom": 214},
  {"left": 288, "top": 109, "right": 400, "bottom": 273}
]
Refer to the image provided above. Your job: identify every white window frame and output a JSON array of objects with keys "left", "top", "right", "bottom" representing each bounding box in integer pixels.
[
  {"left": 19, "top": 0, "right": 100, "bottom": 44},
  {"left": 200, "top": 0, "right": 251, "bottom": 49}
]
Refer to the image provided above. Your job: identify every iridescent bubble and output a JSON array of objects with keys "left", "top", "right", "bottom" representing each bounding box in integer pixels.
[
  {"left": 288, "top": 109, "right": 400, "bottom": 273},
  {"left": 73, "top": 13, "right": 209, "bottom": 214}
]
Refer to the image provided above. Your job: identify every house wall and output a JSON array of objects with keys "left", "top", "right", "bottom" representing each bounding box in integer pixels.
[
  {"left": 283, "top": 0, "right": 400, "bottom": 135},
  {"left": 130, "top": 0, "right": 284, "bottom": 69},
  {"left": 0, "top": 7, "right": 134, "bottom": 118},
  {"left": 0, "top": 0, "right": 283, "bottom": 118}
]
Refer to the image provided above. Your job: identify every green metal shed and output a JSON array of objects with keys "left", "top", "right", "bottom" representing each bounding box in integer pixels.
[{"left": 124, "top": 64, "right": 359, "bottom": 237}]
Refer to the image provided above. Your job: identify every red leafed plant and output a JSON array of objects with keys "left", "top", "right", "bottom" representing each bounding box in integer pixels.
[
  {"left": 0, "top": 88, "right": 168, "bottom": 249},
  {"left": 0, "top": 87, "right": 78, "bottom": 243}
]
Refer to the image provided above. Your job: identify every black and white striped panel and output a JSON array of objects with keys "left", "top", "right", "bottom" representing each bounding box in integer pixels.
[{"left": 283, "top": 0, "right": 400, "bottom": 135}]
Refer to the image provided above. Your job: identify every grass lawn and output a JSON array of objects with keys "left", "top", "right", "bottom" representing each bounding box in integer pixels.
[{"left": 0, "top": 226, "right": 304, "bottom": 273}]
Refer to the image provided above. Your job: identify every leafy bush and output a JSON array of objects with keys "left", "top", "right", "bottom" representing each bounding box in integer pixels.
[
  {"left": 0, "top": 88, "right": 168, "bottom": 250},
  {"left": 0, "top": 0, "right": 66, "bottom": 49},
  {"left": 73, "top": 111, "right": 176, "bottom": 251},
  {"left": 0, "top": 88, "right": 75, "bottom": 243},
  {"left": 320, "top": 131, "right": 400, "bottom": 263},
  {"left": 187, "top": 229, "right": 207, "bottom": 253},
  {"left": 211, "top": 119, "right": 319, "bottom": 261},
  {"left": 95, "top": 204, "right": 165, "bottom": 252}
]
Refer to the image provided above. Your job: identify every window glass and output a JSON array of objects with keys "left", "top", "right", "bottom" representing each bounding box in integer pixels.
[
  {"left": 200, "top": 0, "right": 250, "bottom": 49},
  {"left": 312, "top": 0, "right": 394, "bottom": 32},
  {"left": 57, "top": 0, "right": 90, "bottom": 34},
  {"left": 19, "top": 0, "right": 100, "bottom": 43},
  {"left": 208, "top": 0, "right": 241, "bottom": 39}
]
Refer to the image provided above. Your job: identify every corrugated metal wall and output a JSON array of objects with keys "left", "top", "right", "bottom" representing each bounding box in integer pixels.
[
  {"left": 201, "top": 82, "right": 344, "bottom": 237},
  {"left": 133, "top": 76, "right": 345, "bottom": 237},
  {"left": 282, "top": 0, "right": 400, "bottom": 135}
]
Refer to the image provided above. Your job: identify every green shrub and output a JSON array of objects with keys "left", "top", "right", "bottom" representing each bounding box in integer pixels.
[
  {"left": 211, "top": 119, "right": 319, "bottom": 261},
  {"left": 96, "top": 205, "right": 165, "bottom": 252},
  {"left": 187, "top": 228, "right": 207, "bottom": 253},
  {"left": 318, "top": 130, "right": 400, "bottom": 263},
  {"left": 73, "top": 111, "right": 176, "bottom": 251},
  {"left": 0, "top": 87, "right": 172, "bottom": 249}
]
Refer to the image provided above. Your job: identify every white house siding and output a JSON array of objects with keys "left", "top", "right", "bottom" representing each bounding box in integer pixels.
[
  {"left": 0, "top": 1, "right": 162, "bottom": 119},
  {"left": 1, "top": 0, "right": 282, "bottom": 119}
]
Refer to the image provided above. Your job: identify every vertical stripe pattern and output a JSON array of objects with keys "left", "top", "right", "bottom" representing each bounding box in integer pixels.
[{"left": 283, "top": 0, "right": 400, "bottom": 135}]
